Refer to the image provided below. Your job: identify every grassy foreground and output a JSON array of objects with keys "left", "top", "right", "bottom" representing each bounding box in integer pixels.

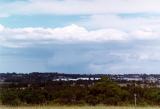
[{"left": 0, "top": 106, "right": 160, "bottom": 109}]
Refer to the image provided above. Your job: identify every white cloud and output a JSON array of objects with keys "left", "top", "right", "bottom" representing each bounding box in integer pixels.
[
  {"left": 0, "top": 24, "right": 160, "bottom": 48},
  {"left": 130, "top": 29, "right": 157, "bottom": 40},
  {"left": 78, "top": 14, "right": 160, "bottom": 31},
  {"left": 0, "top": 24, "right": 129, "bottom": 47},
  {"left": 0, "top": 24, "right": 4, "bottom": 31},
  {"left": 21, "top": 0, "right": 160, "bottom": 14},
  {"left": 2, "top": 0, "right": 160, "bottom": 15}
]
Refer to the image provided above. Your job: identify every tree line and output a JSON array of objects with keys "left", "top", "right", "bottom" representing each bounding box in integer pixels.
[{"left": 1, "top": 77, "right": 160, "bottom": 106}]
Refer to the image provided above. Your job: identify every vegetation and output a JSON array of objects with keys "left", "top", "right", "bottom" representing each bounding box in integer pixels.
[
  {"left": 0, "top": 106, "right": 160, "bottom": 109},
  {"left": 1, "top": 77, "right": 160, "bottom": 106}
]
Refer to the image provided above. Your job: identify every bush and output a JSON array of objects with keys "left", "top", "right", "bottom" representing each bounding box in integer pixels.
[{"left": 0, "top": 89, "right": 21, "bottom": 105}]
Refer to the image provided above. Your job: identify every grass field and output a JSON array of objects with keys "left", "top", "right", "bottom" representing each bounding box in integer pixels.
[{"left": 0, "top": 106, "right": 160, "bottom": 109}]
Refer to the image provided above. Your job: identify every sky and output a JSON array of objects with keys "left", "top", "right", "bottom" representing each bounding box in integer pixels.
[{"left": 1, "top": 0, "right": 160, "bottom": 74}]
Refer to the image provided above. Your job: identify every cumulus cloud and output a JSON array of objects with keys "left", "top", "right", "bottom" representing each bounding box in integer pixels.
[
  {"left": 0, "top": 24, "right": 127, "bottom": 47},
  {"left": 0, "top": 24, "right": 160, "bottom": 48}
]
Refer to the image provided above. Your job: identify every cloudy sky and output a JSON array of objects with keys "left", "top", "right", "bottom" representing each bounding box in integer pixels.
[{"left": 1, "top": 0, "right": 160, "bottom": 74}]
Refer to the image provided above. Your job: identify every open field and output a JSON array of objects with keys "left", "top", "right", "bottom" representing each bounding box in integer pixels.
[{"left": 0, "top": 106, "right": 160, "bottom": 109}]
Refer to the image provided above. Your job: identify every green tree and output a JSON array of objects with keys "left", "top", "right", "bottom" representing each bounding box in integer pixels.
[{"left": 0, "top": 89, "right": 21, "bottom": 105}]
